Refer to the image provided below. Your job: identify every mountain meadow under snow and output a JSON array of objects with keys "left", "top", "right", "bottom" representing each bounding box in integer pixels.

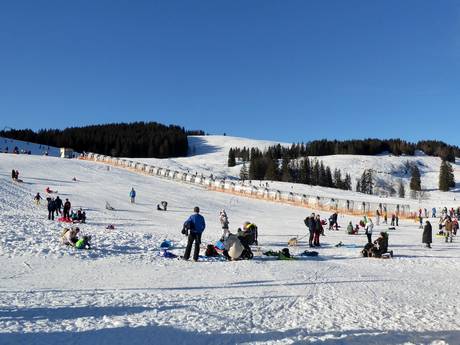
[{"left": 0, "top": 135, "right": 459, "bottom": 344}]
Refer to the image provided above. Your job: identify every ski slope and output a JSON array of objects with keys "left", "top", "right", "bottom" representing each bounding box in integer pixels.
[
  {"left": 1, "top": 153, "right": 459, "bottom": 345},
  {"left": 0, "top": 136, "right": 60, "bottom": 157}
]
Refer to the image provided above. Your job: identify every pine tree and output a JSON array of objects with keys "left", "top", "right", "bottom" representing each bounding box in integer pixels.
[
  {"left": 240, "top": 162, "right": 249, "bottom": 180},
  {"left": 410, "top": 166, "right": 422, "bottom": 191},
  {"left": 264, "top": 158, "right": 279, "bottom": 181},
  {"left": 398, "top": 180, "right": 405, "bottom": 198},
  {"left": 439, "top": 160, "right": 455, "bottom": 191},
  {"left": 281, "top": 157, "right": 292, "bottom": 182},
  {"left": 333, "top": 169, "right": 342, "bottom": 189},
  {"left": 356, "top": 180, "right": 361, "bottom": 193},
  {"left": 228, "top": 148, "right": 236, "bottom": 167},
  {"left": 344, "top": 174, "right": 352, "bottom": 190}
]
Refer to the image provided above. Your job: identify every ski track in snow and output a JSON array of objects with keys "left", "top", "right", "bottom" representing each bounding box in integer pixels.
[{"left": 0, "top": 148, "right": 460, "bottom": 344}]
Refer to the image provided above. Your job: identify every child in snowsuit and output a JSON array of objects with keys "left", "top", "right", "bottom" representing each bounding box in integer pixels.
[
  {"left": 129, "top": 188, "right": 136, "bottom": 203},
  {"left": 34, "top": 193, "right": 42, "bottom": 205},
  {"left": 219, "top": 209, "right": 229, "bottom": 240}
]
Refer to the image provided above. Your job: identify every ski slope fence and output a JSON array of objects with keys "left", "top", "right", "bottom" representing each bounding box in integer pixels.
[{"left": 79, "top": 153, "right": 414, "bottom": 219}]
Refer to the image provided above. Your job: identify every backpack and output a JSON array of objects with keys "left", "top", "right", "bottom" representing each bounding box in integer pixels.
[{"left": 205, "top": 244, "right": 219, "bottom": 257}]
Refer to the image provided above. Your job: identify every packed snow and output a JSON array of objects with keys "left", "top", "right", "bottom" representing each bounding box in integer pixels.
[{"left": 1, "top": 136, "right": 460, "bottom": 345}]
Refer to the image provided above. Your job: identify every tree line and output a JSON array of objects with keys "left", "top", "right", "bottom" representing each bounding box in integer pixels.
[
  {"left": 229, "top": 138, "right": 460, "bottom": 163},
  {"left": 0, "top": 122, "right": 192, "bottom": 158},
  {"left": 232, "top": 147, "right": 352, "bottom": 190}
]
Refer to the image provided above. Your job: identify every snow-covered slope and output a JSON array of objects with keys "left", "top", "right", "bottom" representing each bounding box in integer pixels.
[
  {"left": 1, "top": 153, "right": 459, "bottom": 345},
  {"left": 137, "top": 135, "right": 460, "bottom": 209},
  {"left": 0, "top": 136, "right": 60, "bottom": 156},
  {"left": 136, "top": 135, "right": 289, "bottom": 179}
]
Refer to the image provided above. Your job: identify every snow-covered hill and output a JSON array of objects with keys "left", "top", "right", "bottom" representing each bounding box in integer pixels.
[
  {"left": 0, "top": 152, "right": 459, "bottom": 344},
  {"left": 137, "top": 135, "right": 460, "bottom": 209},
  {"left": 0, "top": 136, "right": 60, "bottom": 156}
]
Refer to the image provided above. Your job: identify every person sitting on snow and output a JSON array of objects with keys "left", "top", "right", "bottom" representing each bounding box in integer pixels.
[
  {"left": 75, "top": 235, "right": 91, "bottom": 249},
  {"left": 371, "top": 232, "right": 389, "bottom": 257},
  {"left": 346, "top": 221, "right": 354, "bottom": 234},
  {"left": 77, "top": 208, "right": 86, "bottom": 223},
  {"left": 237, "top": 221, "right": 258, "bottom": 248},
  {"left": 61, "top": 227, "right": 80, "bottom": 246}
]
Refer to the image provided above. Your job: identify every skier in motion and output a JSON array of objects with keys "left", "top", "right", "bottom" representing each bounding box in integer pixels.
[{"left": 129, "top": 187, "right": 136, "bottom": 203}]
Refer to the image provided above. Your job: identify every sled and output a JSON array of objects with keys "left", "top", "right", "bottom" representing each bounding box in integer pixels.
[
  {"left": 58, "top": 217, "right": 73, "bottom": 223},
  {"left": 105, "top": 201, "right": 115, "bottom": 211},
  {"left": 160, "top": 240, "right": 174, "bottom": 249}
]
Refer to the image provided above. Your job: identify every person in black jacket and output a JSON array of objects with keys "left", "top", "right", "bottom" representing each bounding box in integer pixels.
[
  {"left": 54, "top": 196, "right": 63, "bottom": 216},
  {"left": 313, "top": 214, "right": 323, "bottom": 247},
  {"left": 423, "top": 220, "right": 432, "bottom": 248},
  {"left": 304, "top": 213, "right": 316, "bottom": 248},
  {"left": 47, "top": 198, "right": 56, "bottom": 220},
  {"left": 63, "top": 199, "right": 71, "bottom": 220}
]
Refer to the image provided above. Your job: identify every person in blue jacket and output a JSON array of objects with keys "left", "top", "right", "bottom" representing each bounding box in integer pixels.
[
  {"left": 182, "top": 206, "right": 206, "bottom": 261},
  {"left": 129, "top": 187, "right": 136, "bottom": 203}
]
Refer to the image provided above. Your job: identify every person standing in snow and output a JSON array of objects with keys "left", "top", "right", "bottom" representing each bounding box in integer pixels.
[
  {"left": 47, "top": 197, "right": 56, "bottom": 220},
  {"left": 63, "top": 198, "right": 71, "bottom": 220},
  {"left": 129, "top": 187, "right": 136, "bottom": 203},
  {"left": 304, "top": 213, "right": 316, "bottom": 247},
  {"left": 445, "top": 217, "right": 453, "bottom": 243},
  {"left": 365, "top": 218, "right": 374, "bottom": 244},
  {"left": 375, "top": 209, "right": 380, "bottom": 225},
  {"left": 182, "top": 206, "right": 206, "bottom": 261},
  {"left": 219, "top": 209, "right": 229, "bottom": 240},
  {"left": 34, "top": 192, "right": 42, "bottom": 205},
  {"left": 313, "top": 214, "right": 322, "bottom": 247},
  {"left": 55, "top": 196, "right": 63, "bottom": 216},
  {"left": 422, "top": 220, "right": 432, "bottom": 248}
]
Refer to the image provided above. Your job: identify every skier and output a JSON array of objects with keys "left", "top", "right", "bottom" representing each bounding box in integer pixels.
[
  {"left": 34, "top": 192, "right": 42, "bottom": 205},
  {"left": 47, "top": 197, "right": 56, "bottom": 220},
  {"left": 219, "top": 209, "right": 229, "bottom": 240},
  {"left": 432, "top": 207, "right": 437, "bottom": 218},
  {"left": 11, "top": 169, "right": 16, "bottom": 180},
  {"left": 63, "top": 198, "right": 71, "bottom": 220},
  {"left": 129, "top": 187, "right": 136, "bottom": 203},
  {"left": 182, "top": 206, "right": 206, "bottom": 261},
  {"left": 365, "top": 218, "right": 374, "bottom": 244},
  {"left": 422, "top": 220, "right": 432, "bottom": 248}
]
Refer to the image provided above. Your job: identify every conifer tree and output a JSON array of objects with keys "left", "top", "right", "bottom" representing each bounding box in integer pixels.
[
  {"left": 240, "top": 162, "right": 249, "bottom": 180},
  {"left": 398, "top": 180, "right": 405, "bottom": 198},
  {"left": 410, "top": 166, "right": 422, "bottom": 191},
  {"left": 228, "top": 148, "right": 236, "bottom": 167},
  {"left": 439, "top": 160, "right": 455, "bottom": 191}
]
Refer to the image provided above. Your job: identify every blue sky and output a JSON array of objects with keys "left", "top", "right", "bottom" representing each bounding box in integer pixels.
[{"left": 0, "top": 0, "right": 459, "bottom": 145}]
